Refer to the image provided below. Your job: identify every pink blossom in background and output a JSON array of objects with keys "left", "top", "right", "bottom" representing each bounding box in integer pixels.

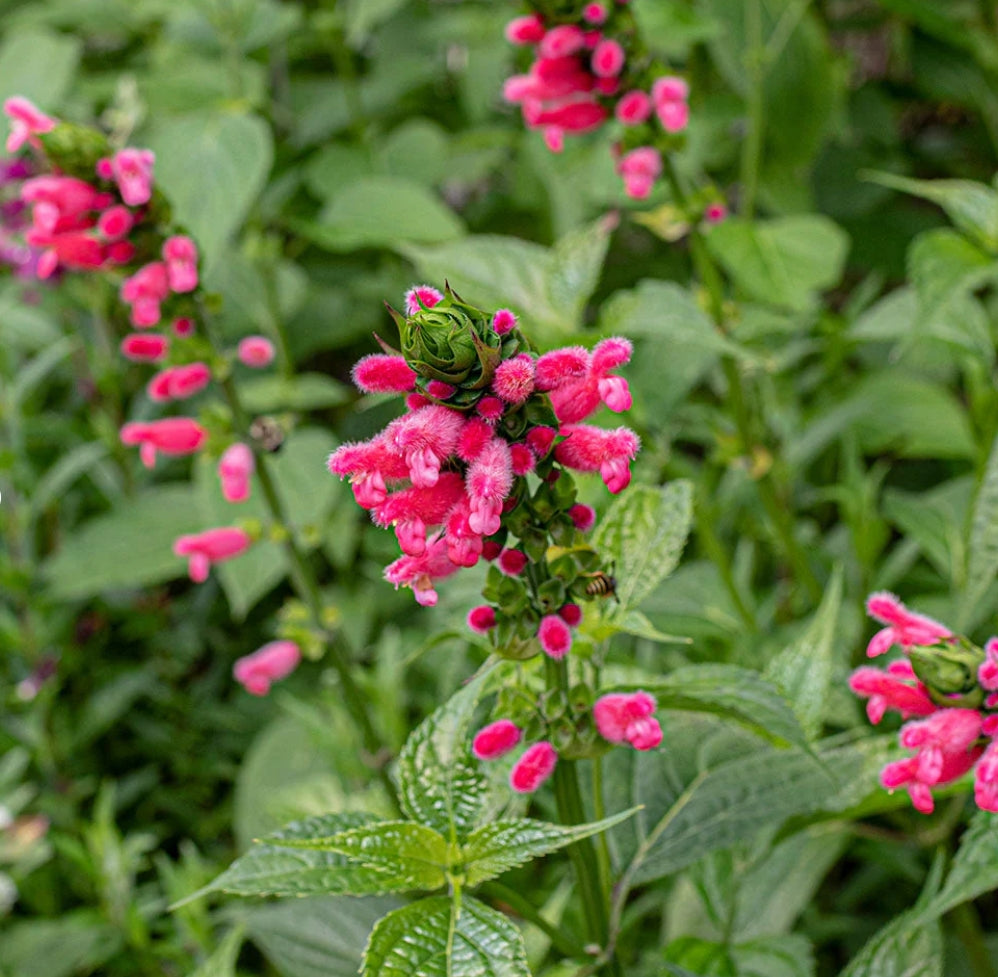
[
  {"left": 121, "top": 262, "right": 170, "bottom": 328},
  {"left": 97, "top": 206, "right": 134, "bottom": 240},
  {"left": 172, "top": 317, "right": 195, "bottom": 337},
  {"left": 594, "top": 691, "right": 662, "bottom": 750},
  {"left": 218, "top": 443, "right": 255, "bottom": 503},
  {"left": 120, "top": 417, "right": 207, "bottom": 468},
  {"left": 592, "top": 39, "right": 626, "bottom": 78},
  {"left": 510, "top": 741, "right": 558, "bottom": 793},
  {"left": 505, "top": 13, "right": 546, "bottom": 45},
  {"left": 616, "top": 146, "right": 663, "bottom": 200},
  {"left": 864, "top": 592, "right": 953, "bottom": 657},
  {"left": 237, "top": 336, "right": 276, "bottom": 368},
  {"left": 146, "top": 362, "right": 211, "bottom": 402},
  {"left": 583, "top": 3, "right": 608, "bottom": 24},
  {"left": 3, "top": 96, "right": 55, "bottom": 153},
  {"left": 704, "top": 202, "right": 728, "bottom": 223},
  {"left": 540, "top": 25, "right": 587, "bottom": 59},
  {"left": 467, "top": 605, "right": 497, "bottom": 634},
  {"left": 568, "top": 503, "right": 596, "bottom": 532},
  {"left": 558, "top": 603, "right": 583, "bottom": 627},
  {"left": 120, "top": 333, "right": 169, "bottom": 363},
  {"left": 106, "top": 148, "right": 155, "bottom": 207},
  {"left": 538, "top": 614, "right": 572, "bottom": 659},
  {"left": 162, "top": 236, "right": 198, "bottom": 292},
  {"left": 233, "top": 641, "right": 301, "bottom": 696},
  {"left": 473, "top": 719, "right": 522, "bottom": 759},
  {"left": 173, "top": 526, "right": 252, "bottom": 583},
  {"left": 615, "top": 90, "right": 653, "bottom": 125},
  {"left": 498, "top": 548, "right": 528, "bottom": 577},
  {"left": 848, "top": 661, "right": 937, "bottom": 724}
]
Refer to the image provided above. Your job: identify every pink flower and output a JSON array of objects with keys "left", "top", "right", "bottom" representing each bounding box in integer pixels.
[
  {"left": 583, "top": 3, "right": 608, "bottom": 25},
  {"left": 529, "top": 98, "right": 608, "bottom": 133},
  {"left": 173, "top": 526, "right": 252, "bottom": 583},
  {"left": 4, "top": 96, "right": 56, "bottom": 153},
  {"left": 233, "top": 640, "right": 301, "bottom": 696},
  {"left": 525, "top": 426, "right": 557, "bottom": 458},
  {"left": 498, "top": 548, "right": 528, "bottom": 576},
  {"left": 146, "top": 362, "right": 211, "bottom": 402},
  {"left": 473, "top": 719, "right": 522, "bottom": 759},
  {"left": 21, "top": 175, "right": 110, "bottom": 229},
  {"left": 849, "top": 661, "right": 937, "bottom": 724},
  {"left": 352, "top": 354, "right": 417, "bottom": 394},
  {"left": 617, "top": 146, "right": 662, "bottom": 199},
  {"left": 555, "top": 424, "right": 639, "bottom": 493},
  {"left": 543, "top": 126, "right": 565, "bottom": 153},
  {"left": 388, "top": 405, "right": 464, "bottom": 488},
  {"left": 120, "top": 417, "right": 207, "bottom": 468},
  {"left": 652, "top": 76, "right": 689, "bottom": 103},
  {"left": 540, "top": 25, "right": 587, "bottom": 59},
  {"left": 505, "top": 14, "right": 546, "bottom": 45},
  {"left": 592, "top": 39, "right": 625, "bottom": 78},
  {"left": 704, "top": 202, "right": 728, "bottom": 223},
  {"left": 108, "top": 148, "right": 155, "bottom": 207},
  {"left": 476, "top": 396, "right": 505, "bottom": 424},
  {"left": 237, "top": 336, "right": 276, "bottom": 368},
  {"left": 558, "top": 603, "right": 583, "bottom": 626},
  {"left": 173, "top": 317, "right": 195, "bottom": 337},
  {"left": 510, "top": 443, "right": 535, "bottom": 476},
  {"left": 538, "top": 614, "right": 572, "bottom": 659},
  {"left": 652, "top": 76, "right": 690, "bottom": 133},
  {"left": 163, "top": 236, "right": 198, "bottom": 293},
  {"left": 218, "top": 443, "right": 255, "bottom": 503},
  {"left": 492, "top": 354, "right": 535, "bottom": 404},
  {"left": 615, "top": 90, "right": 653, "bottom": 125},
  {"left": 492, "top": 309, "right": 518, "bottom": 335},
  {"left": 594, "top": 691, "right": 662, "bottom": 750},
  {"left": 373, "top": 472, "right": 466, "bottom": 556},
  {"left": 864, "top": 592, "right": 952, "bottom": 657},
  {"left": 978, "top": 637, "right": 998, "bottom": 696},
  {"left": 384, "top": 536, "right": 462, "bottom": 606},
  {"left": 457, "top": 417, "right": 495, "bottom": 463},
  {"left": 568, "top": 503, "right": 596, "bottom": 532},
  {"left": 426, "top": 380, "right": 456, "bottom": 400},
  {"left": 97, "top": 206, "right": 133, "bottom": 240},
  {"left": 404, "top": 284, "right": 444, "bottom": 315},
  {"left": 467, "top": 605, "right": 497, "bottom": 634},
  {"left": 120, "top": 333, "right": 168, "bottom": 362},
  {"left": 121, "top": 262, "right": 170, "bottom": 328},
  {"left": 510, "top": 741, "right": 557, "bottom": 792},
  {"left": 466, "top": 438, "right": 513, "bottom": 535},
  {"left": 975, "top": 740, "right": 998, "bottom": 813},
  {"left": 328, "top": 434, "right": 410, "bottom": 508},
  {"left": 444, "top": 498, "right": 484, "bottom": 567}
]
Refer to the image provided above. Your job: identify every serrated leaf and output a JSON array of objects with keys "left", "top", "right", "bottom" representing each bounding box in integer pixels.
[
  {"left": 189, "top": 926, "right": 244, "bottom": 977},
  {"left": 959, "top": 434, "right": 998, "bottom": 629},
  {"left": 275, "top": 822, "right": 448, "bottom": 892},
  {"left": 593, "top": 481, "right": 693, "bottom": 609},
  {"left": 838, "top": 908, "right": 942, "bottom": 977},
  {"left": 907, "top": 228, "right": 996, "bottom": 325},
  {"left": 925, "top": 811, "right": 998, "bottom": 917},
  {"left": 461, "top": 808, "right": 639, "bottom": 887},
  {"left": 362, "top": 895, "right": 529, "bottom": 977},
  {"left": 764, "top": 568, "right": 843, "bottom": 740},
  {"left": 586, "top": 608, "right": 690, "bottom": 645}
]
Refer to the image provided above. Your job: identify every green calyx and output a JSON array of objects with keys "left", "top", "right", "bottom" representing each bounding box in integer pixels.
[{"left": 909, "top": 638, "right": 986, "bottom": 707}]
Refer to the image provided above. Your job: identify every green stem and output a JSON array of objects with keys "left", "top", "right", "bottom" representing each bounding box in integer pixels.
[
  {"left": 481, "top": 882, "right": 587, "bottom": 960},
  {"left": 739, "top": 0, "right": 765, "bottom": 219}
]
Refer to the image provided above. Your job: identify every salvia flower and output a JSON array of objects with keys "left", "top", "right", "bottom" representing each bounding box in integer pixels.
[
  {"left": 594, "top": 691, "right": 663, "bottom": 750},
  {"left": 120, "top": 418, "right": 207, "bottom": 468},
  {"left": 472, "top": 719, "right": 522, "bottom": 759},
  {"left": 218, "top": 443, "right": 255, "bottom": 503},
  {"left": 233, "top": 641, "right": 301, "bottom": 696},
  {"left": 237, "top": 336, "right": 276, "bottom": 368},
  {"left": 865, "top": 592, "right": 952, "bottom": 657},
  {"left": 106, "top": 148, "right": 155, "bottom": 207},
  {"left": 510, "top": 741, "right": 558, "bottom": 793},
  {"left": 173, "top": 527, "right": 252, "bottom": 583},
  {"left": 538, "top": 614, "right": 572, "bottom": 659},
  {"left": 4, "top": 96, "right": 55, "bottom": 153}
]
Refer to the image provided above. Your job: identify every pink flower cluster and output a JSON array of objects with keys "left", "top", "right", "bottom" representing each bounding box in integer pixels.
[
  {"left": 850, "top": 592, "right": 998, "bottom": 814},
  {"left": 233, "top": 640, "right": 302, "bottom": 696},
  {"left": 502, "top": 5, "right": 691, "bottom": 199}
]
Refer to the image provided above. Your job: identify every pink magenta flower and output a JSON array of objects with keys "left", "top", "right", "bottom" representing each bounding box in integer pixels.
[
  {"left": 467, "top": 605, "right": 497, "bottom": 634},
  {"left": 978, "top": 638, "right": 998, "bottom": 702},
  {"left": 120, "top": 417, "right": 207, "bottom": 468},
  {"left": 237, "top": 336, "right": 276, "bottom": 368},
  {"left": 505, "top": 14, "right": 546, "bottom": 45},
  {"left": 404, "top": 284, "right": 444, "bottom": 315},
  {"left": 388, "top": 405, "right": 464, "bottom": 488},
  {"left": 526, "top": 425, "right": 557, "bottom": 458},
  {"left": 218, "top": 443, "right": 255, "bottom": 503},
  {"left": 510, "top": 443, "right": 535, "bottom": 476},
  {"left": 4, "top": 96, "right": 56, "bottom": 153},
  {"left": 849, "top": 661, "right": 937, "bottom": 724},
  {"left": 617, "top": 146, "right": 663, "bottom": 199},
  {"left": 328, "top": 434, "right": 410, "bottom": 508},
  {"left": 108, "top": 148, "right": 155, "bottom": 207},
  {"left": 426, "top": 380, "right": 456, "bottom": 400},
  {"left": 583, "top": 3, "right": 608, "bottom": 24},
  {"left": 233, "top": 640, "right": 301, "bottom": 696},
  {"left": 705, "top": 202, "right": 728, "bottom": 223},
  {"left": 592, "top": 39, "right": 625, "bottom": 78},
  {"left": 97, "top": 205, "right": 133, "bottom": 240},
  {"left": 492, "top": 354, "right": 535, "bottom": 404},
  {"left": 121, "top": 262, "right": 170, "bottom": 328},
  {"left": 384, "top": 536, "right": 462, "bottom": 606},
  {"left": 555, "top": 424, "right": 640, "bottom": 494},
  {"left": 120, "top": 333, "right": 169, "bottom": 362},
  {"left": 352, "top": 354, "right": 417, "bottom": 394},
  {"left": 163, "top": 236, "right": 198, "bottom": 293},
  {"left": 558, "top": 603, "right": 583, "bottom": 627},
  {"left": 594, "top": 691, "right": 662, "bottom": 750},
  {"left": 146, "top": 362, "right": 211, "bottom": 402},
  {"left": 975, "top": 740, "right": 998, "bottom": 813},
  {"left": 173, "top": 317, "right": 195, "bottom": 337},
  {"left": 510, "top": 741, "right": 558, "bottom": 793},
  {"left": 540, "top": 25, "right": 587, "bottom": 59},
  {"left": 865, "top": 592, "right": 953, "bottom": 657},
  {"left": 615, "top": 90, "right": 653, "bottom": 125},
  {"left": 543, "top": 126, "right": 565, "bottom": 153},
  {"left": 466, "top": 437, "right": 513, "bottom": 535},
  {"left": 529, "top": 98, "right": 608, "bottom": 134},
  {"left": 492, "top": 309, "right": 518, "bottom": 335},
  {"left": 457, "top": 417, "right": 495, "bottom": 463},
  {"left": 373, "top": 472, "right": 466, "bottom": 556},
  {"left": 473, "top": 719, "right": 522, "bottom": 759},
  {"left": 568, "top": 503, "right": 596, "bottom": 532},
  {"left": 476, "top": 395, "right": 505, "bottom": 424},
  {"left": 538, "top": 614, "right": 572, "bottom": 659},
  {"left": 173, "top": 526, "right": 252, "bottom": 583},
  {"left": 498, "top": 548, "right": 528, "bottom": 576},
  {"left": 445, "top": 498, "right": 484, "bottom": 567}
]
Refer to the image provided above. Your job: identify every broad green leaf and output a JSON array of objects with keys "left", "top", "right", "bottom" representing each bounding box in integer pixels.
[
  {"left": 704, "top": 216, "right": 849, "bottom": 311},
  {"left": 246, "top": 896, "right": 400, "bottom": 977},
  {"left": 343, "top": 0, "right": 411, "bottom": 46},
  {"left": 925, "top": 811, "right": 998, "bottom": 917},
  {"left": 838, "top": 909, "right": 942, "bottom": 977},
  {"left": 0, "top": 911, "right": 122, "bottom": 977},
  {"left": 593, "top": 481, "right": 693, "bottom": 609},
  {"left": 733, "top": 935, "right": 814, "bottom": 977},
  {"left": 29, "top": 441, "right": 110, "bottom": 518},
  {"left": 395, "top": 666, "right": 509, "bottom": 842},
  {"left": 190, "top": 926, "right": 244, "bottom": 977},
  {"left": 200, "top": 813, "right": 408, "bottom": 899},
  {"left": 303, "top": 176, "right": 464, "bottom": 251},
  {"left": 42, "top": 484, "right": 203, "bottom": 599},
  {"left": 642, "top": 664, "right": 809, "bottom": 749},
  {"left": 238, "top": 373, "right": 351, "bottom": 412},
  {"left": 146, "top": 112, "right": 273, "bottom": 270},
  {"left": 362, "top": 895, "right": 529, "bottom": 977},
  {"left": 960, "top": 434, "right": 998, "bottom": 629},
  {"left": 0, "top": 27, "right": 81, "bottom": 108},
  {"left": 907, "top": 229, "right": 996, "bottom": 324},
  {"left": 764, "top": 568, "right": 843, "bottom": 740},
  {"left": 585, "top": 608, "right": 690, "bottom": 646},
  {"left": 276, "top": 821, "right": 448, "bottom": 892},
  {"left": 461, "top": 809, "right": 639, "bottom": 887},
  {"left": 545, "top": 214, "right": 616, "bottom": 335},
  {"left": 864, "top": 171, "right": 998, "bottom": 252}
]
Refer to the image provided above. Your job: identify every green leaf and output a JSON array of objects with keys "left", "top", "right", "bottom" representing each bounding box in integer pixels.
[
  {"left": 838, "top": 909, "right": 943, "bottom": 977},
  {"left": 42, "top": 484, "right": 203, "bottom": 599},
  {"left": 362, "top": 895, "right": 529, "bottom": 977},
  {"left": 863, "top": 171, "right": 998, "bottom": 252},
  {"left": 642, "top": 664, "right": 809, "bottom": 749},
  {"left": 545, "top": 214, "right": 616, "bottom": 335},
  {"left": 907, "top": 229, "right": 996, "bottom": 324},
  {"left": 276, "top": 821, "right": 449, "bottom": 892},
  {"left": 461, "top": 809, "right": 639, "bottom": 887},
  {"left": 0, "top": 27, "right": 81, "bottom": 108},
  {"left": 342, "top": 0, "right": 411, "bottom": 47},
  {"left": 704, "top": 216, "right": 849, "bottom": 311},
  {"left": 238, "top": 373, "right": 351, "bottom": 412},
  {"left": 28, "top": 441, "right": 111, "bottom": 519},
  {"left": 925, "top": 811, "right": 998, "bottom": 917},
  {"left": 146, "top": 112, "right": 273, "bottom": 270},
  {"left": 764, "top": 568, "right": 844, "bottom": 740},
  {"left": 960, "top": 434, "right": 998, "bottom": 629},
  {"left": 0, "top": 911, "right": 122, "bottom": 977},
  {"left": 190, "top": 926, "right": 244, "bottom": 977},
  {"left": 302, "top": 176, "right": 464, "bottom": 251},
  {"left": 395, "top": 666, "right": 508, "bottom": 842},
  {"left": 593, "top": 481, "right": 693, "bottom": 609},
  {"left": 733, "top": 935, "right": 814, "bottom": 977}
]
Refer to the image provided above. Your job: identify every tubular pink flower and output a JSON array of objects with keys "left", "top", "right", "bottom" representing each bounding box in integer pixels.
[
  {"left": 173, "top": 527, "right": 251, "bottom": 583},
  {"left": 492, "top": 309, "right": 518, "bottom": 335},
  {"left": 652, "top": 76, "right": 689, "bottom": 104},
  {"left": 388, "top": 405, "right": 464, "bottom": 488},
  {"left": 467, "top": 605, "right": 498, "bottom": 635},
  {"left": 473, "top": 719, "right": 522, "bottom": 759},
  {"left": 121, "top": 262, "right": 170, "bottom": 328},
  {"left": 899, "top": 709, "right": 983, "bottom": 785},
  {"left": 849, "top": 663, "right": 937, "bottom": 724},
  {"left": 617, "top": 146, "right": 662, "bottom": 199},
  {"left": 543, "top": 126, "right": 565, "bottom": 153},
  {"left": 594, "top": 691, "right": 661, "bottom": 749},
  {"left": 881, "top": 745, "right": 983, "bottom": 815},
  {"left": 978, "top": 637, "right": 998, "bottom": 691},
  {"left": 106, "top": 240, "right": 135, "bottom": 265},
  {"left": 529, "top": 98, "right": 608, "bottom": 133},
  {"left": 233, "top": 640, "right": 301, "bottom": 696},
  {"left": 404, "top": 284, "right": 444, "bottom": 315},
  {"left": 466, "top": 437, "right": 513, "bottom": 535},
  {"left": 97, "top": 205, "right": 133, "bottom": 240},
  {"left": 120, "top": 418, "right": 207, "bottom": 468},
  {"left": 4, "top": 96, "right": 55, "bottom": 153},
  {"left": 568, "top": 503, "right": 596, "bottom": 532},
  {"left": 426, "top": 380, "right": 456, "bottom": 400},
  {"left": 592, "top": 39, "right": 625, "bottom": 78},
  {"left": 352, "top": 354, "right": 417, "bottom": 394},
  {"left": 373, "top": 472, "right": 466, "bottom": 556},
  {"left": 163, "top": 235, "right": 199, "bottom": 293},
  {"left": 510, "top": 443, "right": 536, "bottom": 476},
  {"left": 538, "top": 614, "right": 572, "bottom": 659},
  {"left": 445, "top": 498, "right": 484, "bottom": 567},
  {"left": 328, "top": 435, "right": 409, "bottom": 508},
  {"left": 476, "top": 395, "right": 505, "bottom": 424},
  {"left": 492, "top": 354, "right": 535, "bottom": 404},
  {"left": 384, "top": 536, "right": 462, "bottom": 606},
  {"left": 21, "top": 175, "right": 110, "bottom": 228},
  {"left": 865, "top": 592, "right": 953, "bottom": 657},
  {"left": 146, "top": 362, "right": 211, "bottom": 402},
  {"left": 218, "top": 443, "right": 255, "bottom": 503},
  {"left": 583, "top": 3, "right": 608, "bottom": 24},
  {"left": 505, "top": 14, "right": 546, "bottom": 45},
  {"left": 975, "top": 740, "right": 998, "bottom": 813},
  {"left": 457, "top": 417, "right": 495, "bottom": 463},
  {"left": 498, "top": 548, "right": 528, "bottom": 576},
  {"left": 535, "top": 347, "right": 589, "bottom": 391},
  {"left": 526, "top": 426, "right": 557, "bottom": 457},
  {"left": 109, "top": 148, "right": 155, "bottom": 207},
  {"left": 120, "top": 333, "right": 169, "bottom": 362},
  {"left": 504, "top": 75, "right": 535, "bottom": 104},
  {"left": 237, "top": 336, "right": 276, "bottom": 368},
  {"left": 558, "top": 603, "right": 583, "bottom": 627},
  {"left": 616, "top": 90, "right": 653, "bottom": 125},
  {"left": 657, "top": 100, "right": 689, "bottom": 133},
  {"left": 540, "top": 25, "right": 587, "bottom": 59},
  {"left": 32, "top": 232, "right": 105, "bottom": 278},
  {"left": 510, "top": 741, "right": 557, "bottom": 793},
  {"left": 555, "top": 424, "right": 640, "bottom": 493}
]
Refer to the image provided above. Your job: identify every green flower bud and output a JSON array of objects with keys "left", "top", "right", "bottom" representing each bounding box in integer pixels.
[{"left": 909, "top": 639, "right": 985, "bottom": 704}]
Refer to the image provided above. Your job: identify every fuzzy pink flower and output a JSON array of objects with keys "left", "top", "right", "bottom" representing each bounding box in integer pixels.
[
  {"left": 444, "top": 499, "right": 484, "bottom": 567},
  {"left": 975, "top": 740, "right": 998, "bottom": 813},
  {"left": 373, "top": 472, "right": 466, "bottom": 556},
  {"left": 467, "top": 605, "right": 498, "bottom": 634},
  {"left": 492, "top": 354, "right": 535, "bottom": 404},
  {"left": 592, "top": 39, "right": 625, "bottom": 78},
  {"left": 457, "top": 416, "right": 495, "bottom": 463},
  {"left": 108, "top": 148, "right": 155, "bottom": 207},
  {"left": 328, "top": 434, "right": 410, "bottom": 508},
  {"left": 426, "top": 380, "right": 456, "bottom": 400},
  {"left": 526, "top": 426, "right": 557, "bottom": 458},
  {"left": 237, "top": 336, "right": 276, "bottom": 368},
  {"left": 466, "top": 437, "right": 513, "bottom": 535},
  {"left": 163, "top": 235, "right": 198, "bottom": 293},
  {"left": 583, "top": 3, "right": 608, "bottom": 24},
  {"left": 538, "top": 614, "right": 572, "bottom": 659},
  {"left": 476, "top": 396, "right": 505, "bottom": 424},
  {"left": 404, "top": 284, "right": 444, "bottom": 315},
  {"left": 120, "top": 333, "right": 169, "bottom": 362},
  {"left": 865, "top": 592, "right": 952, "bottom": 657},
  {"left": 233, "top": 640, "right": 301, "bottom": 696},
  {"left": 615, "top": 90, "right": 653, "bottom": 125},
  {"left": 498, "top": 548, "right": 528, "bottom": 576},
  {"left": 559, "top": 603, "right": 583, "bottom": 627},
  {"left": 388, "top": 405, "right": 464, "bottom": 488},
  {"left": 492, "top": 309, "right": 518, "bottom": 335},
  {"left": 978, "top": 637, "right": 998, "bottom": 699},
  {"left": 594, "top": 691, "right": 662, "bottom": 750},
  {"left": 510, "top": 741, "right": 557, "bottom": 793},
  {"left": 473, "top": 719, "right": 522, "bottom": 759},
  {"left": 510, "top": 443, "right": 536, "bottom": 476},
  {"left": 849, "top": 661, "right": 937, "bottom": 724},
  {"left": 97, "top": 206, "right": 133, "bottom": 240},
  {"left": 555, "top": 424, "right": 639, "bottom": 493},
  {"left": 617, "top": 146, "right": 662, "bottom": 199},
  {"left": 568, "top": 503, "right": 596, "bottom": 532},
  {"left": 4, "top": 96, "right": 55, "bottom": 153},
  {"left": 120, "top": 417, "right": 207, "bottom": 468},
  {"left": 173, "top": 526, "right": 251, "bottom": 583},
  {"left": 505, "top": 14, "right": 546, "bottom": 45},
  {"left": 147, "top": 362, "right": 211, "bottom": 402},
  {"left": 540, "top": 25, "right": 587, "bottom": 59},
  {"left": 352, "top": 354, "right": 417, "bottom": 394},
  {"left": 218, "top": 443, "right": 255, "bottom": 503},
  {"left": 121, "top": 262, "right": 170, "bottom": 328},
  {"left": 384, "top": 536, "right": 462, "bottom": 606}
]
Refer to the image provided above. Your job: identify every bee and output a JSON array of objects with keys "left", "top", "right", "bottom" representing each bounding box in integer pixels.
[
  {"left": 584, "top": 570, "right": 618, "bottom": 601},
  {"left": 250, "top": 415, "right": 285, "bottom": 453}
]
